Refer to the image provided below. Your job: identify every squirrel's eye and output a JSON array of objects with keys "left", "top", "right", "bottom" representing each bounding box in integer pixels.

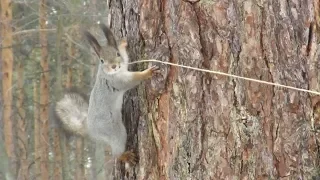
[
  {"left": 116, "top": 52, "right": 120, "bottom": 57},
  {"left": 100, "top": 59, "right": 104, "bottom": 63}
]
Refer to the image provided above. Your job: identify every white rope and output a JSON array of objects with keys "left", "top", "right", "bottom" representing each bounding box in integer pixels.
[{"left": 129, "top": 59, "right": 320, "bottom": 96}]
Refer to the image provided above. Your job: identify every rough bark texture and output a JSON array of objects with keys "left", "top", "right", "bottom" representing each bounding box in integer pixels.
[
  {"left": 39, "top": 0, "right": 49, "bottom": 179},
  {"left": 110, "top": 0, "right": 320, "bottom": 179},
  {"left": 1, "top": 0, "right": 15, "bottom": 175}
]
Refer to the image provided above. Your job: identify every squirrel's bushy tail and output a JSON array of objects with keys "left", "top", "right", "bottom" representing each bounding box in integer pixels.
[{"left": 55, "top": 89, "right": 89, "bottom": 137}]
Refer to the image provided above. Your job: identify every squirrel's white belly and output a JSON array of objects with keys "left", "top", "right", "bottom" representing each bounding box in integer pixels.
[{"left": 87, "top": 87, "right": 127, "bottom": 155}]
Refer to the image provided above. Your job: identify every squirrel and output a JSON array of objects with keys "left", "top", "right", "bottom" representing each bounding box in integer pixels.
[{"left": 54, "top": 24, "right": 159, "bottom": 165}]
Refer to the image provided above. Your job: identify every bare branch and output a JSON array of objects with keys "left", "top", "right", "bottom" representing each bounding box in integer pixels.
[{"left": 13, "top": 29, "right": 56, "bottom": 36}]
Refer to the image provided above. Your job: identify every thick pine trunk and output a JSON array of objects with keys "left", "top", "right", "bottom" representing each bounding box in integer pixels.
[
  {"left": 110, "top": 0, "right": 320, "bottom": 179},
  {"left": 0, "top": 0, "right": 16, "bottom": 176},
  {"left": 39, "top": 0, "right": 49, "bottom": 179}
]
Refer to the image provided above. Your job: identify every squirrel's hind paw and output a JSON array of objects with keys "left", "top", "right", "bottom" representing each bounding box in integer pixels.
[{"left": 118, "top": 150, "right": 138, "bottom": 166}]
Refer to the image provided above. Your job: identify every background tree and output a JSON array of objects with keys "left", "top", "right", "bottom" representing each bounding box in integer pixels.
[
  {"left": 33, "top": 80, "right": 40, "bottom": 179},
  {"left": 16, "top": 57, "right": 28, "bottom": 180},
  {"left": 1, "top": 0, "right": 109, "bottom": 179},
  {"left": 1, "top": 0, "right": 16, "bottom": 177},
  {"left": 0, "top": 39, "right": 14, "bottom": 180},
  {"left": 39, "top": 0, "right": 49, "bottom": 179}
]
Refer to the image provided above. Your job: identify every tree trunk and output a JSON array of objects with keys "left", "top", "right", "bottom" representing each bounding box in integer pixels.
[
  {"left": 52, "top": 14, "right": 63, "bottom": 180},
  {"left": 0, "top": 137, "right": 14, "bottom": 180},
  {"left": 39, "top": 0, "right": 49, "bottom": 179},
  {"left": 1, "top": 0, "right": 16, "bottom": 177},
  {"left": 0, "top": 41, "right": 14, "bottom": 180},
  {"left": 16, "top": 61, "right": 29, "bottom": 180},
  {"left": 33, "top": 80, "right": 41, "bottom": 179},
  {"left": 75, "top": 139, "right": 85, "bottom": 180},
  {"left": 110, "top": 0, "right": 320, "bottom": 179},
  {"left": 75, "top": 63, "right": 85, "bottom": 180},
  {"left": 66, "top": 37, "right": 74, "bottom": 88}
]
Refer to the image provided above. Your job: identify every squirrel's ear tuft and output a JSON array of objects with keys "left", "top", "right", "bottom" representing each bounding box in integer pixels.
[
  {"left": 100, "top": 24, "right": 118, "bottom": 50},
  {"left": 84, "top": 31, "right": 101, "bottom": 58}
]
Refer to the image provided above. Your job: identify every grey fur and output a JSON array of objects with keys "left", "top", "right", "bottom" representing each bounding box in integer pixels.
[
  {"left": 84, "top": 31, "right": 101, "bottom": 58},
  {"left": 100, "top": 24, "right": 118, "bottom": 50},
  {"left": 55, "top": 89, "right": 89, "bottom": 137},
  {"left": 86, "top": 25, "right": 152, "bottom": 157},
  {"left": 55, "top": 24, "right": 157, "bottom": 159},
  {"left": 87, "top": 51, "right": 141, "bottom": 156}
]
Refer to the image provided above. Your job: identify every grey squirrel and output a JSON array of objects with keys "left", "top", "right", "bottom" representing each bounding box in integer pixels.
[{"left": 55, "top": 24, "right": 159, "bottom": 164}]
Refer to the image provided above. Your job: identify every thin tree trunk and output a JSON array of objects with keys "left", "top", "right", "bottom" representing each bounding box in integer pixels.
[
  {"left": 52, "top": 15, "right": 63, "bottom": 180},
  {"left": 75, "top": 64, "right": 85, "bottom": 180},
  {"left": 61, "top": 36, "right": 75, "bottom": 180},
  {"left": 110, "top": 0, "right": 320, "bottom": 179},
  {"left": 52, "top": 124, "right": 62, "bottom": 180},
  {"left": 66, "top": 39, "right": 74, "bottom": 88},
  {"left": 33, "top": 81, "right": 41, "bottom": 179},
  {"left": 0, "top": 47, "right": 14, "bottom": 180},
  {"left": 60, "top": 34, "right": 70, "bottom": 177},
  {"left": 39, "top": 0, "right": 49, "bottom": 179},
  {"left": 0, "top": 137, "right": 14, "bottom": 180},
  {"left": 61, "top": 136, "right": 70, "bottom": 179},
  {"left": 0, "top": 0, "right": 16, "bottom": 177},
  {"left": 75, "top": 139, "right": 84, "bottom": 180},
  {"left": 16, "top": 62, "right": 29, "bottom": 180}
]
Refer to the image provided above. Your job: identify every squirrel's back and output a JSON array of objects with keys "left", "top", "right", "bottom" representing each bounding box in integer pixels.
[{"left": 55, "top": 89, "right": 89, "bottom": 136}]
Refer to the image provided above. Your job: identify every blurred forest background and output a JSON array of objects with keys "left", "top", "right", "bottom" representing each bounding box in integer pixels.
[
  {"left": 2, "top": 0, "right": 320, "bottom": 180},
  {"left": 1, "top": 0, "right": 113, "bottom": 179}
]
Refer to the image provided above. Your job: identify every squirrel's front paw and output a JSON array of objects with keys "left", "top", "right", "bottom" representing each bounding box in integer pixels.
[
  {"left": 119, "top": 39, "right": 127, "bottom": 48},
  {"left": 118, "top": 150, "right": 138, "bottom": 165},
  {"left": 144, "top": 65, "right": 160, "bottom": 78}
]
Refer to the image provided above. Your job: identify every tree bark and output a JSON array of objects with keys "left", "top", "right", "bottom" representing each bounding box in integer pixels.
[
  {"left": 39, "top": 0, "right": 49, "bottom": 179},
  {"left": 1, "top": 0, "right": 16, "bottom": 177},
  {"left": 0, "top": 40, "right": 14, "bottom": 180},
  {"left": 110, "top": 0, "right": 320, "bottom": 179}
]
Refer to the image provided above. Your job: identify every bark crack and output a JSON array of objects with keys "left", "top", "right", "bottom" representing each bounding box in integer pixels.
[
  {"left": 190, "top": 2, "right": 209, "bottom": 175},
  {"left": 119, "top": 0, "right": 127, "bottom": 37},
  {"left": 260, "top": 6, "right": 274, "bottom": 84},
  {"left": 306, "top": 22, "right": 314, "bottom": 57}
]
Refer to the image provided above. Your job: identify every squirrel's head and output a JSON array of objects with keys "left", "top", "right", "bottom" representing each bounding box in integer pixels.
[{"left": 84, "top": 24, "right": 127, "bottom": 75}]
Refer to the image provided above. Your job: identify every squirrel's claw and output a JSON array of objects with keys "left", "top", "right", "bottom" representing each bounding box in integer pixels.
[
  {"left": 150, "top": 65, "right": 160, "bottom": 73},
  {"left": 118, "top": 150, "right": 138, "bottom": 166},
  {"left": 147, "top": 65, "right": 160, "bottom": 76},
  {"left": 119, "top": 39, "right": 128, "bottom": 48}
]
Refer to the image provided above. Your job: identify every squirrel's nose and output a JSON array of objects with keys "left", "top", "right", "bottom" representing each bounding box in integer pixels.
[{"left": 111, "top": 64, "right": 117, "bottom": 69}]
